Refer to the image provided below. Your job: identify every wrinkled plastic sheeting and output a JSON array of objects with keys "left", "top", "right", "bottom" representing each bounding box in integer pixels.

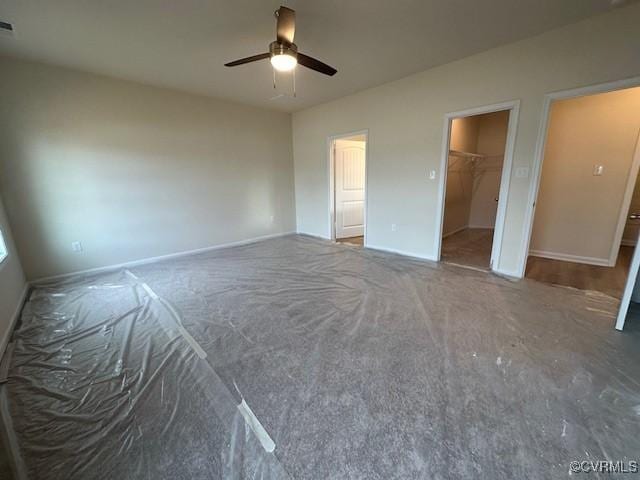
[
  {"left": 3, "top": 270, "right": 289, "bottom": 480},
  {"left": 4, "top": 234, "right": 640, "bottom": 479}
]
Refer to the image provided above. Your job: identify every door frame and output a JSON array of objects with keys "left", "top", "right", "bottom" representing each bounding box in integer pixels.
[
  {"left": 328, "top": 129, "right": 369, "bottom": 243},
  {"left": 434, "top": 100, "right": 520, "bottom": 271},
  {"left": 616, "top": 227, "right": 640, "bottom": 331},
  {"left": 610, "top": 132, "right": 640, "bottom": 265},
  {"left": 518, "top": 75, "right": 640, "bottom": 279},
  {"left": 614, "top": 134, "right": 640, "bottom": 331}
]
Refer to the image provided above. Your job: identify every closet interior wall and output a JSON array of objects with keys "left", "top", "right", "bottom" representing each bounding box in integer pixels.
[{"left": 443, "top": 111, "right": 509, "bottom": 237}]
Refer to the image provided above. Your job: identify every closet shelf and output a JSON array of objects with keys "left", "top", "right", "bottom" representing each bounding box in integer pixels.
[
  {"left": 449, "top": 149, "right": 486, "bottom": 159},
  {"left": 448, "top": 150, "right": 504, "bottom": 160}
]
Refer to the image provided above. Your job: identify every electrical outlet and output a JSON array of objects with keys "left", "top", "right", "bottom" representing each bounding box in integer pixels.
[
  {"left": 270, "top": 215, "right": 275, "bottom": 223},
  {"left": 391, "top": 224, "right": 398, "bottom": 232},
  {"left": 71, "top": 241, "right": 83, "bottom": 252}
]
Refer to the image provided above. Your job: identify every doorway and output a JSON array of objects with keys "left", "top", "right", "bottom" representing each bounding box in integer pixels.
[
  {"left": 435, "top": 102, "right": 519, "bottom": 271},
  {"left": 329, "top": 132, "right": 367, "bottom": 247},
  {"left": 524, "top": 86, "right": 640, "bottom": 300},
  {"left": 520, "top": 83, "right": 640, "bottom": 330}
]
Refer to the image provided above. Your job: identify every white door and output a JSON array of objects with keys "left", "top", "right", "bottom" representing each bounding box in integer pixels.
[{"left": 335, "top": 140, "right": 366, "bottom": 239}]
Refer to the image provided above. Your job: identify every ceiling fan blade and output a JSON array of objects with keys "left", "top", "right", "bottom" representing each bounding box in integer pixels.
[
  {"left": 276, "top": 6, "right": 295, "bottom": 44},
  {"left": 297, "top": 53, "right": 337, "bottom": 76},
  {"left": 224, "top": 53, "right": 270, "bottom": 67}
]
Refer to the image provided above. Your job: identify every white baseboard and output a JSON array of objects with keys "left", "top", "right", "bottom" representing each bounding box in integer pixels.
[
  {"left": 33, "top": 231, "right": 296, "bottom": 284},
  {"left": 442, "top": 226, "right": 468, "bottom": 238},
  {"left": 492, "top": 267, "right": 522, "bottom": 280},
  {"left": 528, "top": 249, "right": 610, "bottom": 267},
  {"left": 297, "top": 231, "right": 437, "bottom": 261},
  {"left": 365, "top": 243, "right": 436, "bottom": 262},
  {"left": 0, "top": 283, "right": 30, "bottom": 360},
  {"left": 296, "top": 231, "right": 331, "bottom": 241},
  {"left": 621, "top": 239, "right": 637, "bottom": 247}
]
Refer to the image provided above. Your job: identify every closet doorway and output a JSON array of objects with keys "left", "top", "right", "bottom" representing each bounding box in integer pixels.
[
  {"left": 435, "top": 102, "right": 519, "bottom": 271},
  {"left": 329, "top": 131, "right": 368, "bottom": 247}
]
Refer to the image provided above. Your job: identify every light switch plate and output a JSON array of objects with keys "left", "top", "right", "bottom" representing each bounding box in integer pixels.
[
  {"left": 429, "top": 170, "right": 437, "bottom": 180},
  {"left": 593, "top": 165, "right": 604, "bottom": 176}
]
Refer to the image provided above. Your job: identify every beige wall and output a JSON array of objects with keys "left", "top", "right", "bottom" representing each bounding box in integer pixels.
[
  {"left": 292, "top": 4, "right": 640, "bottom": 275},
  {"left": 444, "top": 111, "right": 509, "bottom": 236},
  {"left": 443, "top": 117, "right": 478, "bottom": 236},
  {"left": 443, "top": 158, "right": 474, "bottom": 236},
  {"left": 449, "top": 117, "right": 480, "bottom": 153},
  {"left": 530, "top": 87, "right": 640, "bottom": 263},
  {"left": 0, "top": 194, "right": 26, "bottom": 353},
  {"left": 0, "top": 56, "right": 296, "bottom": 280}
]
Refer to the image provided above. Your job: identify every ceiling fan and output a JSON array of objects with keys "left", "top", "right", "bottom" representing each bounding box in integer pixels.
[{"left": 224, "top": 6, "right": 337, "bottom": 76}]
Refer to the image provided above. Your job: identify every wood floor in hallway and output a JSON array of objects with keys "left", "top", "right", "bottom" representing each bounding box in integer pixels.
[
  {"left": 336, "top": 236, "right": 364, "bottom": 246},
  {"left": 525, "top": 246, "right": 634, "bottom": 299},
  {"left": 441, "top": 228, "right": 634, "bottom": 298}
]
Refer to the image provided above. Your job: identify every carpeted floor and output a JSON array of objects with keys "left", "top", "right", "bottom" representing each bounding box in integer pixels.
[
  {"left": 2, "top": 234, "right": 640, "bottom": 479},
  {"left": 0, "top": 407, "right": 14, "bottom": 480}
]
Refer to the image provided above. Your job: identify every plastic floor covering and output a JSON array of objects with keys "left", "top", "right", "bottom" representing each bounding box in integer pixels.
[{"left": 2, "top": 234, "right": 640, "bottom": 479}]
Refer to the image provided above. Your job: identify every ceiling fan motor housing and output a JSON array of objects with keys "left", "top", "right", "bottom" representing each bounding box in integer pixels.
[{"left": 270, "top": 41, "right": 298, "bottom": 59}]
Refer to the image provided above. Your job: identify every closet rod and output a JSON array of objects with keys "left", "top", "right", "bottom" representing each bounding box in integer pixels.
[
  {"left": 449, "top": 149, "right": 486, "bottom": 159},
  {"left": 448, "top": 150, "right": 503, "bottom": 159}
]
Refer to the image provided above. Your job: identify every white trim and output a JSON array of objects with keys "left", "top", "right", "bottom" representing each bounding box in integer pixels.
[
  {"left": 609, "top": 132, "right": 640, "bottom": 266},
  {"left": 327, "top": 135, "right": 335, "bottom": 241},
  {"left": 297, "top": 231, "right": 331, "bottom": 241},
  {"left": 492, "top": 267, "right": 521, "bottom": 279},
  {"left": 616, "top": 228, "right": 640, "bottom": 331},
  {"left": 528, "top": 249, "right": 610, "bottom": 266},
  {"left": 442, "top": 225, "right": 468, "bottom": 239},
  {"left": 434, "top": 100, "right": 520, "bottom": 273},
  {"left": 435, "top": 118, "right": 452, "bottom": 257},
  {"left": 32, "top": 232, "right": 295, "bottom": 284},
  {"left": 0, "top": 283, "right": 29, "bottom": 360},
  {"left": 365, "top": 243, "right": 434, "bottom": 261},
  {"left": 327, "top": 129, "right": 369, "bottom": 244},
  {"left": 517, "top": 96, "right": 552, "bottom": 278},
  {"left": 0, "top": 228, "right": 7, "bottom": 266},
  {"left": 518, "top": 75, "right": 640, "bottom": 279}
]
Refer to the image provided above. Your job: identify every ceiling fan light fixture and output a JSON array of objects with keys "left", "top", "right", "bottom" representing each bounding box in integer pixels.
[
  {"left": 270, "top": 53, "right": 297, "bottom": 72},
  {"left": 269, "top": 41, "right": 298, "bottom": 72}
]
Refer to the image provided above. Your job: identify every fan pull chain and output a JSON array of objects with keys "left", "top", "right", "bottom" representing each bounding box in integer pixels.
[{"left": 272, "top": 70, "right": 296, "bottom": 98}]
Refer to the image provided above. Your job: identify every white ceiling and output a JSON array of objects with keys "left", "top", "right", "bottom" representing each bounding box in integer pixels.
[{"left": 0, "top": 0, "right": 632, "bottom": 112}]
